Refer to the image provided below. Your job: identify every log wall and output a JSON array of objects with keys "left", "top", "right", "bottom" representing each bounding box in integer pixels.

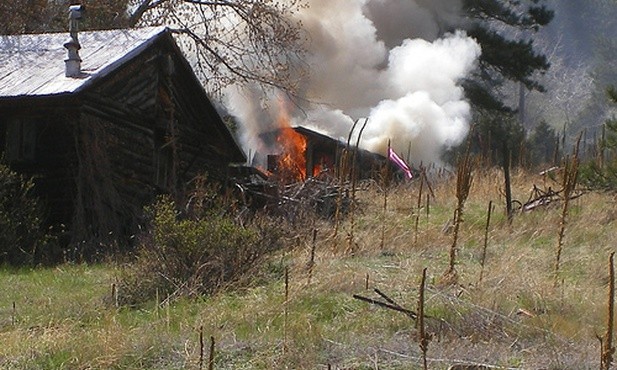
[{"left": 0, "top": 35, "right": 245, "bottom": 254}]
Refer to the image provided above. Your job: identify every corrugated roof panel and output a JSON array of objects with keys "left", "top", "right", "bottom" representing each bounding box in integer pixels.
[{"left": 0, "top": 26, "right": 168, "bottom": 98}]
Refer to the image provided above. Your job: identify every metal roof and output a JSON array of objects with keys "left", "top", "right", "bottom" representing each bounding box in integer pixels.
[{"left": 0, "top": 26, "right": 168, "bottom": 98}]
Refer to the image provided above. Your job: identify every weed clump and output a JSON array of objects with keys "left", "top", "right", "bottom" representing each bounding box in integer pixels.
[
  {"left": 118, "top": 194, "right": 285, "bottom": 306},
  {"left": 0, "top": 160, "right": 53, "bottom": 265}
]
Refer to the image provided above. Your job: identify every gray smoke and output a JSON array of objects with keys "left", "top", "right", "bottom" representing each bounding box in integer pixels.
[
  {"left": 226, "top": 0, "right": 480, "bottom": 167},
  {"left": 365, "top": 0, "right": 464, "bottom": 47}
]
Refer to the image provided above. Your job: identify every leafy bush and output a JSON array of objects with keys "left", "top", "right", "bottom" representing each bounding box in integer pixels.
[
  {"left": 579, "top": 87, "right": 617, "bottom": 190},
  {"left": 527, "top": 121, "right": 559, "bottom": 167},
  {"left": 118, "top": 195, "right": 285, "bottom": 306},
  {"left": 0, "top": 161, "right": 51, "bottom": 265},
  {"left": 579, "top": 159, "right": 617, "bottom": 191}
]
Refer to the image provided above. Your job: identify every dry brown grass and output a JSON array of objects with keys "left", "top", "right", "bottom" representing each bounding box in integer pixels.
[
  {"left": 2, "top": 167, "right": 617, "bottom": 369},
  {"left": 291, "top": 167, "right": 612, "bottom": 367}
]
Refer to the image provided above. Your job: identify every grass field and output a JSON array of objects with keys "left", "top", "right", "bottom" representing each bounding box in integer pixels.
[{"left": 1, "top": 168, "right": 614, "bottom": 369}]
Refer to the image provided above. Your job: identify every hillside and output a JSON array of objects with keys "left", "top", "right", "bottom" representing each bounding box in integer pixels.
[{"left": 0, "top": 168, "right": 614, "bottom": 369}]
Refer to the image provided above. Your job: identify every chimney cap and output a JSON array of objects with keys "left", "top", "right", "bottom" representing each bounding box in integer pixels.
[
  {"left": 64, "top": 37, "right": 81, "bottom": 50},
  {"left": 65, "top": 3, "right": 84, "bottom": 78},
  {"left": 69, "top": 4, "right": 84, "bottom": 18}
]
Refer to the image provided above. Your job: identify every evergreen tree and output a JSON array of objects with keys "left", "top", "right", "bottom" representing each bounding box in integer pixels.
[
  {"left": 462, "top": 0, "right": 554, "bottom": 112},
  {"left": 527, "top": 120, "right": 558, "bottom": 166},
  {"left": 580, "top": 87, "right": 617, "bottom": 190},
  {"left": 458, "top": 0, "right": 554, "bottom": 219},
  {"left": 462, "top": 0, "right": 554, "bottom": 162}
]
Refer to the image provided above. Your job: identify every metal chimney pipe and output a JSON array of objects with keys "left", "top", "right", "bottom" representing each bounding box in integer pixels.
[{"left": 63, "top": 4, "right": 84, "bottom": 77}]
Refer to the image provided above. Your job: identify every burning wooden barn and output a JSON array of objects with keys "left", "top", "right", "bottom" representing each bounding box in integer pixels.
[
  {"left": 0, "top": 18, "right": 245, "bottom": 256},
  {"left": 238, "top": 125, "right": 409, "bottom": 218},
  {"left": 262, "top": 125, "right": 390, "bottom": 182}
]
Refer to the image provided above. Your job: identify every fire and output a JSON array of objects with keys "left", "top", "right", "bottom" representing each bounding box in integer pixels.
[
  {"left": 313, "top": 163, "right": 322, "bottom": 177},
  {"left": 276, "top": 110, "right": 307, "bottom": 181}
]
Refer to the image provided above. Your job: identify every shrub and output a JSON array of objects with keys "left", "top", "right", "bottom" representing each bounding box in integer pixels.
[
  {"left": 579, "top": 87, "right": 617, "bottom": 190},
  {"left": 527, "top": 121, "right": 559, "bottom": 167},
  {"left": 0, "top": 161, "right": 51, "bottom": 265},
  {"left": 118, "top": 194, "right": 285, "bottom": 306}
]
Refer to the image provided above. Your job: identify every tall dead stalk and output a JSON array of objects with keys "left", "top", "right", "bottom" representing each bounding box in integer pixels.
[
  {"left": 333, "top": 119, "right": 361, "bottom": 242},
  {"left": 444, "top": 145, "right": 473, "bottom": 283},
  {"left": 479, "top": 200, "right": 493, "bottom": 284},
  {"left": 346, "top": 119, "right": 369, "bottom": 255},
  {"left": 380, "top": 140, "right": 391, "bottom": 250},
  {"left": 502, "top": 143, "right": 514, "bottom": 224},
  {"left": 554, "top": 135, "right": 581, "bottom": 285},
  {"left": 417, "top": 268, "right": 429, "bottom": 370},
  {"left": 414, "top": 166, "right": 425, "bottom": 245},
  {"left": 208, "top": 336, "right": 215, "bottom": 370},
  {"left": 283, "top": 266, "right": 289, "bottom": 353},
  {"left": 601, "top": 252, "right": 615, "bottom": 370},
  {"left": 425, "top": 193, "right": 430, "bottom": 223},
  {"left": 307, "top": 228, "right": 317, "bottom": 285},
  {"left": 199, "top": 326, "right": 204, "bottom": 370}
]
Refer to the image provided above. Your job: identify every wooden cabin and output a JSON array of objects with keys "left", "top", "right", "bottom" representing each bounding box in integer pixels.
[
  {"left": 263, "top": 126, "right": 389, "bottom": 181},
  {"left": 293, "top": 126, "right": 389, "bottom": 180},
  {"left": 0, "top": 26, "right": 245, "bottom": 256}
]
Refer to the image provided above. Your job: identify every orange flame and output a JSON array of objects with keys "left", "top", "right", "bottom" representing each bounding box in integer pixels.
[
  {"left": 313, "top": 163, "right": 322, "bottom": 177},
  {"left": 276, "top": 105, "right": 307, "bottom": 182}
]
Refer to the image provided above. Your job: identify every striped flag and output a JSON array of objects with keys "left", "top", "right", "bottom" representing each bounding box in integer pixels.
[{"left": 388, "top": 147, "right": 413, "bottom": 180}]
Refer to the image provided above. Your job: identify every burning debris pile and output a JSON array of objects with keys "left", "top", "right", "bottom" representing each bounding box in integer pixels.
[
  {"left": 230, "top": 122, "right": 392, "bottom": 218},
  {"left": 230, "top": 130, "right": 355, "bottom": 219},
  {"left": 229, "top": 100, "right": 414, "bottom": 218},
  {"left": 229, "top": 162, "right": 352, "bottom": 219},
  {"left": 279, "top": 176, "right": 351, "bottom": 219}
]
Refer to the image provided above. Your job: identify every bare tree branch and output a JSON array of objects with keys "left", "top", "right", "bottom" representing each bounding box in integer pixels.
[
  {"left": 133, "top": 0, "right": 308, "bottom": 96},
  {"left": 1, "top": 0, "right": 308, "bottom": 98}
]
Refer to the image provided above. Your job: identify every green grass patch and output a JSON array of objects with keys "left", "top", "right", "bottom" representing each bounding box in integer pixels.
[{"left": 0, "top": 171, "right": 611, "bottom": 368}]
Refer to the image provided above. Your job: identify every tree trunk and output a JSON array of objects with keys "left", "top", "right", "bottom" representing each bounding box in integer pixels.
[{"left": 502, "top": 143, "right": 513, "bottom": 224}]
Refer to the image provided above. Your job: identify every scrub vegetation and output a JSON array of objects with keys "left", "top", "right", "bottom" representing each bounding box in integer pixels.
[{"left": 1, "top": 167, "right": 615, "bottom": 369}]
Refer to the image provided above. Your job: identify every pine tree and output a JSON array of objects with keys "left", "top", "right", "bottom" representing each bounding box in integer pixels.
[
  {"left": 462, "top": 0, "right": 554, "bottom": 155},
  {"left": 462, "top": 0, "right": 554, "bottom": 112},
  {"left": 459, "top": 0, "right": 554, "bottom": 219},
  {"left": 580, "top": 87, "right": 617, "bottom": 190},
  {"left": 527, "top": 120, "right": 558, "bottom": 166}
]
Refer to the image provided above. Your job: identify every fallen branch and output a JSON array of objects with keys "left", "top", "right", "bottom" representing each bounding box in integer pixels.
[
  {"left": 353, "top": 294, "right": 417, "bottom": 320},
  {"left": 517, "top": 184, "right": 586, "bottom": 213}
]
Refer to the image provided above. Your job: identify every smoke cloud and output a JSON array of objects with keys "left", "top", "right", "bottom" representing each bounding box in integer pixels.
[{"left": 226, "top": 0, "right": 481, "bottom": 167}]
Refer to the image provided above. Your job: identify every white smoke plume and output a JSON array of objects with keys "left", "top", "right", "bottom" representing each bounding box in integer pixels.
[{"left": 226, "top": 0, "right": 481, "bottom": 167}]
